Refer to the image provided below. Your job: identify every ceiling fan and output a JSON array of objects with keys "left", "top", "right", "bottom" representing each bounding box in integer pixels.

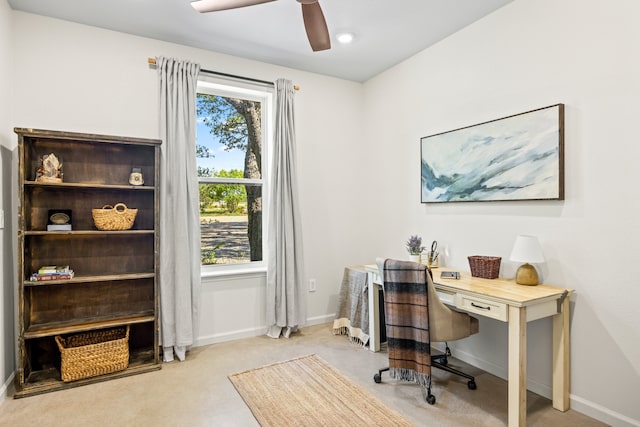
[{"left": 191, "top": 0, "right": 331, "bottom": 52}]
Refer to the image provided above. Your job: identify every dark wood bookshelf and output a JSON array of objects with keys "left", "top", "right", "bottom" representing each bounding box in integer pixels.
[{"left": 14, "top": 128, "right": 162, "bottom": 397}]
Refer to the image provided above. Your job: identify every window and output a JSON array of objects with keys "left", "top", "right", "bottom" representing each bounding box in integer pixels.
[{"left": 196, "top": 78, "right": 272, "bottom": 271}]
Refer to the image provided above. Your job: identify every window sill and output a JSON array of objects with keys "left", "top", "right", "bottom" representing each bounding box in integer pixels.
[{"left": 201, "top": 264, "right": 267, "bottom": 280}]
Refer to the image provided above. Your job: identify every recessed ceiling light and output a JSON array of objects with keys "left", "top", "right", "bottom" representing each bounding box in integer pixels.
[{"left": 336, "top": 32, "right": 355, "bottom": 44}]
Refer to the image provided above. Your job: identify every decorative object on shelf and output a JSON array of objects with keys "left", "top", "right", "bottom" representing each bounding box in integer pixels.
[
  {"left": 129, "top": 167, "right": 144, "bottom": 186},
  {"left": 421, "top": 104, "right": 564, "bottom": 203},
  {"left": 406, "top": 234, "right": 425, "bottom": 263},
  {"left": 468, "top": 255, "right": 502, "bottom": 279},
  {"left": 47, "top": 209, "right": 72, "bottom": 231},
  {"left": 92, "top": 203, "right": 138, "bottom": 230},
  {"left": 55, "top": 326, "right": 130, "bottom": 382},
  {"left": 426, "top": 240, "right": 439, "bottom": 268},
  {"left": 35, "top": 153, "right": 63, "bottom": 183},
  {"left": 509, "top": 235, "right": 545, "bottom": 286}
]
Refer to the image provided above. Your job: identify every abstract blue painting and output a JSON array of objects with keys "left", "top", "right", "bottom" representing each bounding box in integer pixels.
[{"left": 421, "top": 104, "right": 564, "bottom": 203}]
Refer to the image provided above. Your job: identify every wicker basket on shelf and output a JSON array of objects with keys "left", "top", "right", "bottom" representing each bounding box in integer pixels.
[
  {"left": 92, "top": 203, "right": 137, "bottom": 231},
  {"left": 468, "top": 256, "right": 501, "bottom": 279},
  {"left": 55, "top": 326, "right": 130, "bottom": 382}
]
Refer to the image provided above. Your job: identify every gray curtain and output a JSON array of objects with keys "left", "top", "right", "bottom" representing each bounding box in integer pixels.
[
  {"left": 266, "top": 79, "right": 305, "bottom": 338},
  {"left": 157, "top": 57, "right": 201, "bottom": 361}
]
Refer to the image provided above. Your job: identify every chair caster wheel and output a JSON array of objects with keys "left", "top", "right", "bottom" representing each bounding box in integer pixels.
[
  {"left": 426, "top": 394, "right": 436, "bottom": 405},
  {"left": 468, "top": 380, "right": 477, "bottom": 390},
  {"left": 373, "top": 373, "right": 382, "bottom": 383}
]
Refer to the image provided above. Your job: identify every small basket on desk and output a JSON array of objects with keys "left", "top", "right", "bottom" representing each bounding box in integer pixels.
[
  {"left": 468, "top": 256, "right": 501, "bottom": 279},
  {"left": 92, "top": 203, "right": 137, "bottom": 231},
  {"left": 55, "top": 326, "right": 130, "bottom": 382}
]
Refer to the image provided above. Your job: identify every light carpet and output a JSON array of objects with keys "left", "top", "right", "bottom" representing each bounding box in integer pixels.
[{"left": 228, "top": 354, "right": 413, "bottom": 426}]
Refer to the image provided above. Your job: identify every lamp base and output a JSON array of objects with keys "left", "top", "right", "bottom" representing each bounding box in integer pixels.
[{"left": 515, "top": 263, "right": 539, "bottom": 286}]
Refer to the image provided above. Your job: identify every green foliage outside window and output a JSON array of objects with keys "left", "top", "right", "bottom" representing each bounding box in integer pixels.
[{"left": 199, "top": 169, "right": 247, "bottom": 214}]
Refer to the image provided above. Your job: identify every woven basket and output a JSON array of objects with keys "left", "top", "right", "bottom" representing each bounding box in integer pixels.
[
  {"left": 92, "top": 203, "right": 137, "bottom": 231},
  {"left": 468, "top": 256, "right": 501, "bottom": 279},
  {"left": 55, "top": 326, "right": 130, "bottom": 382}
]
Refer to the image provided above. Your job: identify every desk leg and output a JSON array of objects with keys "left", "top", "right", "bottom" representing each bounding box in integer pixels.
[
  {"left": 508, "top": 306, "right": 527, "bottom": 427},
  {"left": 368, "top": 273, "right": 380, "bottom": 352},
  {"left": 552, "top": 296, "right": 570, "bottom": 411}
]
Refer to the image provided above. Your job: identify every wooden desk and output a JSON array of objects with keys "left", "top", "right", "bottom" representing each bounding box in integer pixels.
[{"left": 365, "top": 264, "right": 573, "bottom": 427}]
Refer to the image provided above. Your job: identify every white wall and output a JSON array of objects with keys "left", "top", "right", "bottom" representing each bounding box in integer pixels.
[
  {"left": 361, "top": 0, "right": 640, "bottom": 425},
  {"left": 7, "top": 11, "right": 365, "bottom": 349},
  {"left": 0, "top": 0, "right": 15, "bottom": 400}
]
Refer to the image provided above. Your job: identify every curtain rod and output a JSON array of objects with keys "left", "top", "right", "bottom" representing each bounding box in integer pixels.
[{"left": 147, "top": 57, "right": 299, "bottom": 90}]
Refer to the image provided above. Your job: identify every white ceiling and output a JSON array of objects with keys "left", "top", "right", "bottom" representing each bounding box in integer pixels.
[{"left": 8, "top": 0, "right": 513, "bottom": 82}]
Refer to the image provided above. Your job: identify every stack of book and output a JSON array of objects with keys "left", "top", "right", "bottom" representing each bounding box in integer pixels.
[{"left": 30, "top": 265, "right": 75, "bottom": 281}]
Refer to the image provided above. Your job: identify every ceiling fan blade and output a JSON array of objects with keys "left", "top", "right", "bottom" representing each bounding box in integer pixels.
[
  {"left": 300, "top": 1, "right": 331, "bottom": 52},
  {"left": 191, "top": 0, "right": 275, "bottom": 13}
]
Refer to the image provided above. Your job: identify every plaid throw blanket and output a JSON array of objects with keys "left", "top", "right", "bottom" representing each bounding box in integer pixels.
[{"left": 383, "top": 259, "right": 431, "bottom": 386}]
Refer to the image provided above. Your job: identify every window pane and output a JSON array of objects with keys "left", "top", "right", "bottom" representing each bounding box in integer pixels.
[
  {"left": 199, "top": 183, "right": 262, "bottom": 265},
  {"left": 196, "top": 90, "right": 264, "bottom": 267}
]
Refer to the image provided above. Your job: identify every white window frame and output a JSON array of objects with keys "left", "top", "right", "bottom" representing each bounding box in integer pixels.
[{"left": 196, "top": 76, "right": 273, "bottom": 278}]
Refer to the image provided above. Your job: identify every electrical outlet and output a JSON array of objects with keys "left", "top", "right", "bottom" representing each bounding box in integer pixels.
[{"left": 308, "top": 279, "right": 317, "bottom": 292}]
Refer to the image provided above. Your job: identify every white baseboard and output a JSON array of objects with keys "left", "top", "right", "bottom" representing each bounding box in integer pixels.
[
  {"left": 305, "top": 314, "right": 336, "bottom": 326},
  {"left": 195, "top": 314, "right": 335, "bottom": 347},
  {"left": 445, "top": 344, "right": 551, "bottom": 397},
  {"left": 0, "top": 372, "right": 14, "bottom": 403},
  {"left": 195, "top": 325, "right": 268, "bottom": 347},
  {"left": 570, "top": 395, "right": 640, "bottom": 427},
  {"left": 440, "top": 344, "right": 639, "bottom": 427}
]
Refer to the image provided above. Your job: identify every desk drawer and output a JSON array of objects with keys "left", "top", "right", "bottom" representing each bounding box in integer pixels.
[
  {"left": 436, "top": 290, "right": 455, "bottom": 306},
  {"left": 456, "top": 294, "right": 508, "bottom": 321}
]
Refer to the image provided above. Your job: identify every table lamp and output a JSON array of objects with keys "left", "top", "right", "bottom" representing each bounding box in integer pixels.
[{"left": 509, "top": 235, "right": 545, "bottom": 286}]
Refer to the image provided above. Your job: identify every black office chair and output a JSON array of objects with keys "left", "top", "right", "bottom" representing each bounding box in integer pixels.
[{"left": 373, "top": 258, "right": 479, "bottom": 404}]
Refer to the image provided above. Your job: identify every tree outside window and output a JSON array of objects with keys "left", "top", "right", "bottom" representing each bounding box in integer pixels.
[{"left": 196, "top": 88, "right": 265, "bottom": 266}]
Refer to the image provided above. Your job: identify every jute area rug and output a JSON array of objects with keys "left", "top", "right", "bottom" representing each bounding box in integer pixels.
[{"left": 228, "top": 354, "right": 413, "bottom": 426}]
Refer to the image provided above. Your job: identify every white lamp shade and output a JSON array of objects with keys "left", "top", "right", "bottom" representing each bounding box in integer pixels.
[{"left": 509, "top": 235, "right": 545, "bottom": 264}]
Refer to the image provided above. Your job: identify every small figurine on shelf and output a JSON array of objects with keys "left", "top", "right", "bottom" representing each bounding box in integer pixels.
[
  {"left": 129, "top": 167, "right": 144, "bottom": 186},
  {"left": 35, "top": 153, "right": 63, "bottom": 183},
  {"left": 47, "top": 209, "right": 72, "bottom": 231}
]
